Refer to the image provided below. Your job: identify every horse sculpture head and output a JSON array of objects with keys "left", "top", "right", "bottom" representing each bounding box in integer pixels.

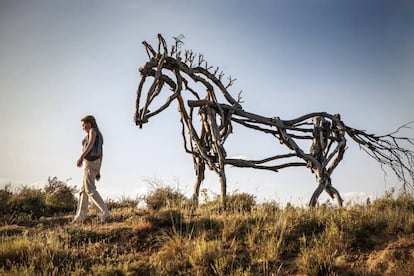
[
  {"left": 134, "top": 35, "right": 180, "bottom": 128},
  {"left": 135, "top": 34, "right": 242, "bottom": 129}
]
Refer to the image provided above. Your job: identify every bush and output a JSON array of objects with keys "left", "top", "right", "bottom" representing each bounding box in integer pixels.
[
  {"left": 106, "top": 196, "right": 141, "bottom": 210},
  {"left": 44, "top": 177, "right": 77, "bottom": 213},
  {"left": 9, "top": 186, "right": 46, "bottom": 218},
  {"left": 0, "top": 184, "right": 13, "bottom": 215},
  {"left": 226, "top": 192, "right": 256, "bottom": 212},
  {"left": 145, "top": 185, "right": 186, "bottom": 211},
  {"left": 3, "top": 177, "right": 76, "bottom": 220},
  {"left": 203, "top": 192, "right": 257, "bottom": 212},
  {"left": 371, "top": 191, "right": 414, "bottom": 212}
]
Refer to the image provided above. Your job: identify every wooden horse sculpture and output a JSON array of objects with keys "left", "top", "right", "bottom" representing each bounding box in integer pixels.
[{"left": 135, "top": 34, "right": 414, "bottom": 208}]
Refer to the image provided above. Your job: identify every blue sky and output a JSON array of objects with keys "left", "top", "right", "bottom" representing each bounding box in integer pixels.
[{"left": 1, "top": 0, "right": 413, "bottom": 205}]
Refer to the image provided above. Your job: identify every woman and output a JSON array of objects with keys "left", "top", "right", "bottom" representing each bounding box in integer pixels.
[{"left": 72, "top": 115, "right": 110, "bottom": 223}]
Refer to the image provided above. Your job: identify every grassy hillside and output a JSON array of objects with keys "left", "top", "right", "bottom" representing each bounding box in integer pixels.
[{"left": 1, "top": 180, "right": 414, "bottom": 275}]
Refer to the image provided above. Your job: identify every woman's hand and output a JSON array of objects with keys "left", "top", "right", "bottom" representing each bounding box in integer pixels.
[{"left": 77, "top": 158, "right": 83, "bottom": 167}]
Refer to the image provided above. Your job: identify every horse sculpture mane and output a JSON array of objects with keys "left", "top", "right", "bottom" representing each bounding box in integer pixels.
[{"left": 135, "top": 34, "right": 414, "bottom": 208}]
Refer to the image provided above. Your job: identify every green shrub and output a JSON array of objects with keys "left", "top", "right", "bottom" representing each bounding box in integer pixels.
[
  {"left": 9, "top": 186, "right": 46, "bottom": 218},
  {"left": 106, "top": 196, "right": 141, "bottom": 210},
  {"left": 202, "top": 192, "right": 257, "bottom": 213},
  {"left": 145, "top": 185, "right": 186, "bottom": 211},
  {"left": 371, "top": 191, "right": 414, "bottom": 213},
  {"left": 44, "top": 177, "right": 77, "bottom": 213},
  {"left": 226, "top": 192, "right": 256, "bottom": 212}
]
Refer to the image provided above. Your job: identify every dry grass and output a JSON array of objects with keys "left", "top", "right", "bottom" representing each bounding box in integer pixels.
[{"left": 0, "top": 185, "right": 414, "bottom": 275}]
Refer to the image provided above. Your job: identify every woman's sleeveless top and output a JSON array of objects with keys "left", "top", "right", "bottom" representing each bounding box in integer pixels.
[{"left": 83, "top": 129, "right": 103, "bottom": 161}]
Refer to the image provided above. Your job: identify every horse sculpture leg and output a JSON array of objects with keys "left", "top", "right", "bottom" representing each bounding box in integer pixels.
[
  {"left": 218, "top": 167, "right": 227, "bottom": 209},
  {"left": 309, "top": 173, "right": 343, "bottom": 207},
  {"left": 192, "top": 158, "right": 205, "bottom": 207},
  {"left": 324, "top": 185, "right": 344, "bottom": 207},
  {"left": 215, "top": 139, "right": 228, "bottom": 209},
  {"left": 309, "top": 178, "right": 326, "bottom": 207}
]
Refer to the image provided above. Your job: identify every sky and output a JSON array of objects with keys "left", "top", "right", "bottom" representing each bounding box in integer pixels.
[{"left": 1, "top": 0, "right": 413, "bottom": 205}]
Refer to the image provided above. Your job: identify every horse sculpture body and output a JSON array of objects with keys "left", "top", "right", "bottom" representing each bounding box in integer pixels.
[{"left": 135, "top": 34, "right": 414, "bottom": 208}]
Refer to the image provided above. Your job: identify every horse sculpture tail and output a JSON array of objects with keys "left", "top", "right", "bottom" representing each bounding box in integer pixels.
[{"left": 343, "top": 121, "right": 414, "bottom": 191}]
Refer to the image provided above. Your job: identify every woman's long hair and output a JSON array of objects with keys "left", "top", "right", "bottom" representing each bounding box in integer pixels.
[{"left": 81, "top": 115, "right": 103, "bottom": 142}]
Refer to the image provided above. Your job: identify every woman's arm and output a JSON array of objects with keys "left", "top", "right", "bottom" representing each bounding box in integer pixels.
[{"left": 77, "top": 129, "right": 97, "bottom": 167}]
